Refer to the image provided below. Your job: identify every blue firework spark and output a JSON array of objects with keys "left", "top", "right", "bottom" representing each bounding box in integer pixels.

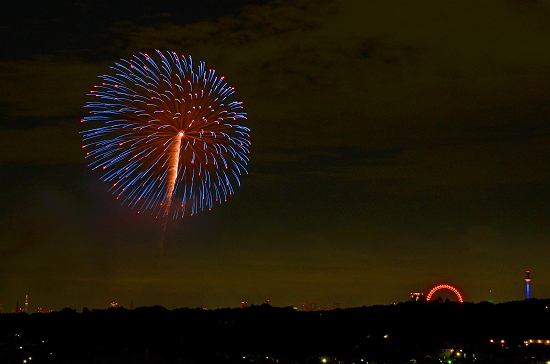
[{"left": 81, "top": 50, "right": 250, "bottom": 218}]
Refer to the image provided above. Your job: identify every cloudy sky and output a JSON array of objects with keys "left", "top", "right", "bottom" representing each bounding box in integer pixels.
[{"left": 1, "top": 0, "right": 549, "bottom": 311}]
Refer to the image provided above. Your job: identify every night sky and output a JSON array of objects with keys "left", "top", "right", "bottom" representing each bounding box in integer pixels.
[{"left": 1, "top": 0, "right": 549, "bottom": 311}]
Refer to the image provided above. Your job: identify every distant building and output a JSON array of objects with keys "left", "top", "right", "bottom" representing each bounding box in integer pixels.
[
  {"left": 409, "top": 292, "right": 425, "bottom": 301},
  {"left": 525, "top": 270, "right": 531, "bottom": 300}
]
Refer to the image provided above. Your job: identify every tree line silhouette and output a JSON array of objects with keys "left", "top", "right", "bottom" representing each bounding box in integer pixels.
[{"left": 1, "top": 299, "right": 549, "bottom": 363}]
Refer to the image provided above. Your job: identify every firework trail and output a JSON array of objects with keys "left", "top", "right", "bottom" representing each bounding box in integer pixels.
[{"left": 81, "top": 50, "right": 250, "bottom": 248}]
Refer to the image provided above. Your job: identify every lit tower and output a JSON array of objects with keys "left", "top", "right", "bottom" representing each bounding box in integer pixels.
[
  {"left": 25, "top": 294, "right": 28, "bottom": 313},
  {"left": 525, "top": 270, "right": 531, "bottom": 300}
]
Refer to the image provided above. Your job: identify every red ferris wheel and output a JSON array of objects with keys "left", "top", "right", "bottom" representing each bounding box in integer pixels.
[{"left": 426, "top": 284, "right": 464, "bottom": 303}]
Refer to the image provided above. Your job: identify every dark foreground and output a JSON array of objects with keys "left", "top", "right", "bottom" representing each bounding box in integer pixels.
[{"left": 1, "top": 299, "right": 550, "bottom": 363}]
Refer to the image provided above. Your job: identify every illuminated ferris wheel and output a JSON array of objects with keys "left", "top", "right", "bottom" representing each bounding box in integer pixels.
[{"left": 426, "top": 284, "right": 464, "bottom": 303}]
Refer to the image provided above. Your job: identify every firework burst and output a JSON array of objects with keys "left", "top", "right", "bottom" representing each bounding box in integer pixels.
[{"left": 81, "top": 50, "right": 250, "bottom": 219}]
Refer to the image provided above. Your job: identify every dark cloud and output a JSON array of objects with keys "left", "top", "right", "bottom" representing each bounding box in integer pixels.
[{"left": 0, "top": 0, "right": 276, "bottom": 62}]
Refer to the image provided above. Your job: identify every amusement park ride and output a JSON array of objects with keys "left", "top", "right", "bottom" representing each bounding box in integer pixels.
[{"left": 410, "top": 284, "right": 464, "bottom": 303}]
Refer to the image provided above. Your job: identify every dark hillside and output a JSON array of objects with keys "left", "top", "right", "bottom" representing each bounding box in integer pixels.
[{"left": 1, "top": 299, "right": 549, "bottom": 363}]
